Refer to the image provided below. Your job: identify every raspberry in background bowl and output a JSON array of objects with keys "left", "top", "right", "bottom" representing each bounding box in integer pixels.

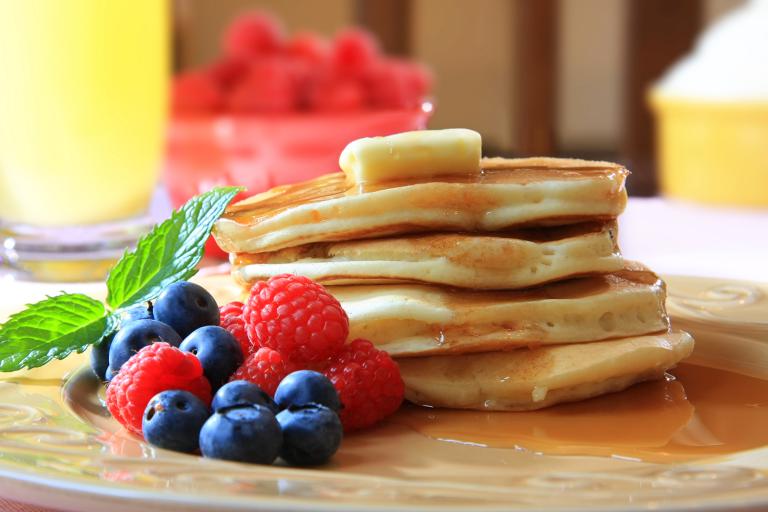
[
  {"left": 165, "top": 104, "right": 432, "bottom": 210},
  {"left": 164, "top": 12, "right": 434, "bottom": 223}
]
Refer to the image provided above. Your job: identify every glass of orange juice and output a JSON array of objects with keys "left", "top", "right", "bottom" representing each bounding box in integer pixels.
[{"left": 0, "top": 0, "right": 168, "bottom": 281}]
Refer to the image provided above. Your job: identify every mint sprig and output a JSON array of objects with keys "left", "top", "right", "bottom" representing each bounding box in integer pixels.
[
  {"left": 0, "top": 186, "right": 242, "bottom": 372},
  {"left": 0, "top": 294, "right": 109, "bottom": 372},
  {"left": 106, "top": 186, "right": 241, "bottom": 309}
]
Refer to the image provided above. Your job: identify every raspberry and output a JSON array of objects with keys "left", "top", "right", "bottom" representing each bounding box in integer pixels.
[
  {"left": 223, "top": 11, "right": 284, "bottom": 60},
  {"left": 365, "top": 59, "right": 414, "bottom": 109},
  {"left": 230, "top": 347, "right": 293, "bottom": 396},
  {"left": 308, "top": 78, "right": 365, "bottom": 111},
  {"left": 106, "top": 343, "right": 211, "bottom": 436},
  {"left": 207, "top": 57, "right": 248, "bottom": 90},
  {"left": 227, "top": 59, "right": 297, "bottom": 113},
  {"left": 288, "top": 57, "right": 317, "bottom": 109},
  {"left": 219, "top": 301, "right": 251, "bottom": 356},
  {"left": 332, "top": 28, "right": 379, "bottom": 78},
  {"left": 172, "top": 71, "right": 223, "bottom": 114},
  {"left": 243, "top": 274, "right": 348, "bottom": 364},
  {"left": 287, "top": 31, "right": 331, "bottom": 65},
  {"left": 322, "top": 339, "right": 404, "bottom": 431}
]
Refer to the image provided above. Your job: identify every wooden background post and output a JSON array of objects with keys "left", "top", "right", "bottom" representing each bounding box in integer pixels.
[
  {"left": 622, "top": 0, "right": 702, "bottom": 195},
  {"left": 513, "top": 0, "right": 559, "bottom": 157}
]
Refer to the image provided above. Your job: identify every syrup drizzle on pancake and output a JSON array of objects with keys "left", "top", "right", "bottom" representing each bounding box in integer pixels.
[{"left": 222, "top": 162, "right": 627, "bottom": 226}]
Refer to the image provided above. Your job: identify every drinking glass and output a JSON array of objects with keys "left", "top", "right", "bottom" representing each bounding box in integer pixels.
[{"left": 0, "top": 0, "right": 168, "bottom": 281}]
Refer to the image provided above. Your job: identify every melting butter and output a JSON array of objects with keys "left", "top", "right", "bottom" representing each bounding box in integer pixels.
[{"left": 339, "top": 128, "right": 482, "bottom": 184}]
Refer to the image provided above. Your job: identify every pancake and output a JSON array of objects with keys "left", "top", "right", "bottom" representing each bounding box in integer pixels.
[
  {"left": 231, "top": 222, "right": 622, "bottom": 289},
  {"left": 213, "top": 157, "right": 628, "bottom": 254},
  {"left": 397, "top": 330, "right": 694, "bottom": 411},
  {"left": 330, "top": 263, "right": 668, "bottom": 357}
]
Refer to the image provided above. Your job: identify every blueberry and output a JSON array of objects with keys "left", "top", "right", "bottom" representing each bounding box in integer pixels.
[
  {"left": 153, "top": 282, "right": 219, "bottom": 339},
  {"left": 90, "top": 337, "right": 112, "bottom": 381},
  {"left": 276, "top": 404, "right": 343, "bottom": 466},
  {"left": 274, "top": 370, "right": 341, "bottom": 412},
  {"left": 106, "top": 319, "right": 181, "bottom": 380},
  {"left": 213, "top": 380, "right": 278, "bottom": 414},
  {"left": 199, "top": 404, "right": 282, "bottom": 464},
  {"left": 90, "top": 303, "right": 153, "bottom": 381},
  {"left": 118, "top": 301, "right": 154, "bottom": 323},
  {"left": 142, "top": 390, "right": 210, "bottom": 453},
  {"left": 179, "top": 326, "right": 244, "bottom": 391}
]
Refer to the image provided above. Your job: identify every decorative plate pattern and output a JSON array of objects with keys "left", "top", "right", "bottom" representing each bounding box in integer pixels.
[
  {"left": 665, "top": 275, "right": 768, "bottom": 381},
  {"left": 0, "top": 274, "right": 767, "bottom": 512}
]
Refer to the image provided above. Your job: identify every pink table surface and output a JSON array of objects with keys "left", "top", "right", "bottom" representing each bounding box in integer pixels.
[
  {"left": 619, "top": 197, "right": 768, "bottom": 283},
  {"left": 1, "top": 197, "right": 767, "bottom": 511},
  {"left": 0, "top": 500, "right": 62, "bottom": 512}
]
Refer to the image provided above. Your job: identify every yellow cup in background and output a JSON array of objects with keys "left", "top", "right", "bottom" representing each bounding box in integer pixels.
[{"left": 651, "top": 92, "right": 768, "bottom": 207}]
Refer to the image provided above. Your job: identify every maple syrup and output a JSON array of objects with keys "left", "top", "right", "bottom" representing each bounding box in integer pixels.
[{"left": 392, "top": 363, "right": 768, "bottom": 463}]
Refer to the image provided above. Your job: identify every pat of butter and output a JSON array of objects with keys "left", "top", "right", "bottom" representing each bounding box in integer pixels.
[{"left": 339, "top": 128, "right": 482, "bottom": 183}]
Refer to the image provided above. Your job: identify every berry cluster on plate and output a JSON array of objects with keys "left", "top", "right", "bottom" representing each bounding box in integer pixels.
[
  {"left": 96, "top": 274, "right": 405, "bottom": 466},
  {"left": 174, "top": 10, "right": 432, "bottom": 114}
]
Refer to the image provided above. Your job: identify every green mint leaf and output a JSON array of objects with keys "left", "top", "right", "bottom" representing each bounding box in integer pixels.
[
  {"left": 106, "top": 186, "right": 242, "bottom": 309},
  {"left": 0, "top": 294, "right": 108, "bottom": 372}
]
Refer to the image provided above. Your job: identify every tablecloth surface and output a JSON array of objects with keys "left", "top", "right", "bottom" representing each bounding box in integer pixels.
[
  {"left": 1, "top": 197, "right": 767, "bottom": 512},
  {"left": 619, "top": 198, "right": 768, "bottom": 282}
]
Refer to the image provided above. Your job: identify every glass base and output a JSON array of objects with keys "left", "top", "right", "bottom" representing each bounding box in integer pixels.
[{"left": 0, "top": 216, "right": 154, "bottom": 282}]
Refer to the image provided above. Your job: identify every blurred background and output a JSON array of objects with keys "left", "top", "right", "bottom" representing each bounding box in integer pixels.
[
  {"left": 172, "top": 0, "right": 748, "bottom": 197},
  {"left": 2, "top": 0, "right": 766, "bottom": 281}
]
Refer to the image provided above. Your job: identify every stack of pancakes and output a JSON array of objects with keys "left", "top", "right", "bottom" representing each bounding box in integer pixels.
[{"left": 214, "top": 156, "right": 693, "bottom": 411}]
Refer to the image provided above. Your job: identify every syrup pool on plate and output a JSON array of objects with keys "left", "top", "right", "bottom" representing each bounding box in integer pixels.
[{"left": 393, "top": 363, "right": 768, "bottom": 463}]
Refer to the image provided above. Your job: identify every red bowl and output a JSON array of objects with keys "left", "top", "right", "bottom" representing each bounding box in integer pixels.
[{"left": 163, "top": 103, "right": 433, "bottom": 209}]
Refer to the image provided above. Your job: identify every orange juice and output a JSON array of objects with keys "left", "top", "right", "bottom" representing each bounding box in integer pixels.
[{"left": 0, "top": 1, "right": 168, "bottom": 226}]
